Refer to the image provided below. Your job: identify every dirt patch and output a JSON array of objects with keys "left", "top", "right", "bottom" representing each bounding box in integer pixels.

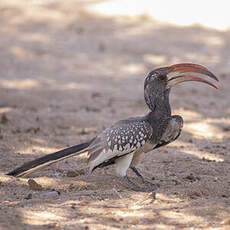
[{"left": 0, "top": 1, "right": 230, "bottom": 229}]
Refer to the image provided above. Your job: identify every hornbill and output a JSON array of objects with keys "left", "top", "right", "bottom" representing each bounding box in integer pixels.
[{"left": 7, "top": 63, "right": 218, "bottom": 191}]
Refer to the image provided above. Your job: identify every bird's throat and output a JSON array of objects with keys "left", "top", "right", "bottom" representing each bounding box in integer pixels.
[
  {"left": 155, "top": 99, "right": 171, "bottom": 116},
  {"left": 145, "top": 89, "right": 171, "bottom": 116}
]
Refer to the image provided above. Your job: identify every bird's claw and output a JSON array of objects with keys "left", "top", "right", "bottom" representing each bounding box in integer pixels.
[
  {"left": 130, "top": 166, "right": 160, "bottom": 190},
  {"left": 123, "top": 175, "right": 157, "bottom": 192},
  {"left": 142, "top": 179, "right": 160, "bottom": 189}
]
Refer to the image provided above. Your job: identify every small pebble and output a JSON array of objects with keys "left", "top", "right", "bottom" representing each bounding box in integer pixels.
[
  {"left": 67, "top": 169, "right": 85, "bottom": 177},
  {"left": 1, "top": 114, "right": 8, "bottom": 124},
  {"left": 24, "top": 193, "right": 32, "bottom": 200},
  {"left": 40, "top": 190, "right": 60, "bottom": 199},
  {"left": 28, "top": 179, "right": 43, "bottom": 191},
  {"left": 184, "top": 173, "right": 200, "bottom": 182}
]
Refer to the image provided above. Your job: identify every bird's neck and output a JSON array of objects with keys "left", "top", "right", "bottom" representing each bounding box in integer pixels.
[
  {"left": 145, "top": 100, "right": 171, "bottom": 144},
  {"left": 146, "top": 90, "right": 171, "bottom": 129},
  {"left": 145, "top": 90, "right": 171, "bottom": 120},
  {"left": 146, "top": 99, "right": 171, "bottom": 144},
  {"left": 147, "top": 100, "right": 171, "bottom": 123},
  {"left": 155, "top": 99, "right": 171, "bottom": 117}
]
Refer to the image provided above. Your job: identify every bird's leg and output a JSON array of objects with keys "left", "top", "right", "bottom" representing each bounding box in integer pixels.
[
  {"left": 123, "top": 175, "right": 156, "bottom": 192},
  {"left": 130, "top": 166, "right": 159, "bottom": 188}
]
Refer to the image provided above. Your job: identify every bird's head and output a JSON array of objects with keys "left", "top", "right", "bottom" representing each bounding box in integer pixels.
[{"left": 144, "top": 63, "right": 219, "bottom": 111}]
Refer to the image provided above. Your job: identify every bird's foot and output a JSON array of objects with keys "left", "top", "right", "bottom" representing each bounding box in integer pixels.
[
  {"left": 123, "top": 175, "right": 156, "bottom": 192},
  {"left": 142, "top": 178, "right": 160, "bottom": 189},
  {"left": 130, "top": 166, "right": 160, "bottom": 189}
]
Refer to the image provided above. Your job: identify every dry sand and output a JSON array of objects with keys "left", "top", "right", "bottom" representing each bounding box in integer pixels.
[{"left": 0, "top": 1, "right": 230, "bottom": 229}]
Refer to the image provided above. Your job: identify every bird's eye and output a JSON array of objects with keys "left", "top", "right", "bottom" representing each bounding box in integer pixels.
[
  {"left": 151, "top": 73, "right": 157, "bottom": 78},
  {"left": 158, "top": 74, "right": 165, "bottom": 80}
]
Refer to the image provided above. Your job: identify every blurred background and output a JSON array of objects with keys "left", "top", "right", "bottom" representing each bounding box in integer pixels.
[
  {"left": 0, "top": 0, "right": 229, "bottom": 144},
  {"left": 0, "top": 1, "right": 230, "bottom": 229}
]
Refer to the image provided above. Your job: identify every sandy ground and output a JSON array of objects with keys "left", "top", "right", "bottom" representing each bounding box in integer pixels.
[{"left": 0, "top": 1, "right": 230, "bottom": 229}]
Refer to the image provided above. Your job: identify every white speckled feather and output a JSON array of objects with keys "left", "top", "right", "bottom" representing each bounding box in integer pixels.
[{"left": 87, "top": 119, "right": 154, "bottom": 174}]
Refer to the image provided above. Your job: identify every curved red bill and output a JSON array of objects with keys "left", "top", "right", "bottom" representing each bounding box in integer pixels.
[
  {"left": 167, "top": 75, "right": 218, "bottom": 89},
  {"left": 166, "top": 63, "right": 219, "bottom": 89},
  {"left": 168, "top": 63, "right": 219, "bottom": 82},
  {"left": 170, "top": 63, "right": 210, "bottom": 71}
]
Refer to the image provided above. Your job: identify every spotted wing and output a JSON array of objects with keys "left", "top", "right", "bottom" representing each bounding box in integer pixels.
[{"left": 87, "top": 119, "right": 153, "bottom": 171}]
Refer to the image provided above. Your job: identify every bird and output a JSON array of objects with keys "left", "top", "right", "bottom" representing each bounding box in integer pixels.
[{"left": 7, "top": 63, "right": 219, "bottom": 192}]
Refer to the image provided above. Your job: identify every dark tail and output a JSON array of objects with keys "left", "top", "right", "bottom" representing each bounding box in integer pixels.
[{"left": 7, "top": 138, "right": 95, "bottom": 177}]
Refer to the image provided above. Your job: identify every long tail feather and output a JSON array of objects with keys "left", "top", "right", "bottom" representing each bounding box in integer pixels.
[{"left": 7, "top": 138, "right": 95, "bottom": 177}]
